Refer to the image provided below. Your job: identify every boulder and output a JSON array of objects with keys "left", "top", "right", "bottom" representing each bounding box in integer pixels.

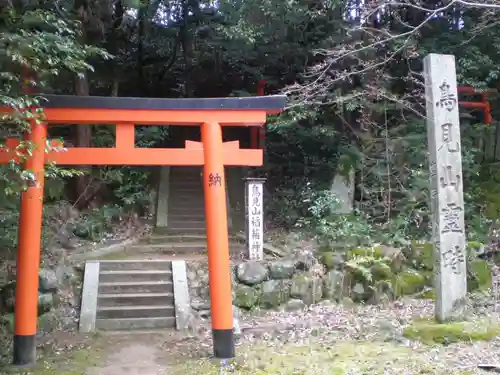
[
  {"left": 295, "top": 251, "right": 317, "bottom": 271},
  {"left": 233, "top": 284, "right": 261, "bottom": 309},
  {"left": 394, "top": 269, "right": 427, "bottom": 297},
  {"left": 351, "top": 283, "right": 366, "bottom": 302},
  {"left": 0, "top": 282, "right": 16, "bottom": 312},
  {"left": 38, "top": 293, "right": 55, "bottom": 315},
  {"left": 39, "top": 268, "right": 58, "bottom": 292},
  {"left": 468, "top": 259, "right": 493, "bottom": 292},
  {"left": 260, "top": 280, "right": 291, "bottom": 308},
  {"left": 410, "top": 242, "right": 434, "bottom": 271},
  {"left": 320, "top": 252, "right": 345, "bottom": 270},
  {"left": 284, "top": 299, "right": 306, "bottom": 312},
  {"left": 236, "top": 262, "right": 268, "bottom": 285},
  {"left": 268, "top": 260, "right": 295, "bottom": 279},
  {"left": 348, "top": 246, "right": 405, "bottom": 272},
  {"left": 290, "top": 273, "right": 323, "bottom": 305},
  {"left": 323, "top": 270, "right": 345, "bottom": 301}
]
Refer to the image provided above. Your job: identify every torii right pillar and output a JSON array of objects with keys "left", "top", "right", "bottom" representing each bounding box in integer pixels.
[{"left": 201, "top": 121, "right": 235, "bottom": 358}]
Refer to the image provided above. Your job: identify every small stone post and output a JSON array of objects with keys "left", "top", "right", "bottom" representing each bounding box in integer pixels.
[
  {"left": 424, "top": 53, "right": 467, "bottom": 322},
  {"left": 244, "top": 178, "right": 265, "bottom": 260}
]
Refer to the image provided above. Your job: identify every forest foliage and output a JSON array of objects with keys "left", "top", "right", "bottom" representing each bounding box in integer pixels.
[{"left": 0, "top": 0, "right": 499, "bottom": 254}]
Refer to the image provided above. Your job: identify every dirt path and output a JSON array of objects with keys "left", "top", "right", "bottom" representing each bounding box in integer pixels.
[{"left": 85, "top": 340, "right": 168, "bottom": 375}]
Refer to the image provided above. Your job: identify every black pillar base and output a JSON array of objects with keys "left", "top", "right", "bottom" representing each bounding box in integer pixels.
[
  {"left": 212, "top": 329, "right": 235, "bottom": 359},
  {"left": 13, "top": 334, "right": 36, "bottom": 367}
]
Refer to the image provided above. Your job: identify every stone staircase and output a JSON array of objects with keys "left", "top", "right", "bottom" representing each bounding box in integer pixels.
[
  {"left": 138, "top": 165, "right": 244, "bottom": 258},
  {"left": 82, "top": 260, "right": 179, "bottom": 332},
  {"left": 79, "top": 166, "right": 246, "bottom": 333},
  {"left": 167, "top": 166, "right": 206, "bottom": 233}
]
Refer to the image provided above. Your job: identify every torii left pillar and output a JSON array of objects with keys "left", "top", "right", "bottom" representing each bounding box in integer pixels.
[{"left": 13, "top": 119, "right": 47, "bottom": 366}]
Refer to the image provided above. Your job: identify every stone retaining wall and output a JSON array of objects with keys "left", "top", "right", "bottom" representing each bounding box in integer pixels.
[
  {"left": 188, "top": 251, "right": 347, "bottom": 312},
  {"left": 0, "top": 265, "right": 83, "bottom": 333},
  {"left": 187, "top": 245, "right": 494, "bottom": 314}
]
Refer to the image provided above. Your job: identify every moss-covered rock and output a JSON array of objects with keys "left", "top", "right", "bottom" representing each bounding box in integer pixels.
[
  {"left": 320, "top": 252, "right": 344, "bottom": 270},
  {"left": 350, "top": 283, "right": 369, "bottom": 302},
  {"left": 370, "top": 262, "right": 394, "bottom": 281},
  {"left": 323, "top": 270, "right": 346, "bottom": 301},
  {"left": 236, "top": 262, "right": 268, "bottom": 285},
  {"left": 394, "top": 269, "right": 427, "bottom": 297},
  {"left": 268, "top": 260, "right": 295, "bottom": 279},
  {"left": 410, "top": 241, "right": 434, "bottom": 271},
  {"left": 418, "top": 288, "right": 436, "bottom": 300},
  {"left": 233, "top": 284, "right": 261, "bottom": 309},
  {"left": 403, "top": 319, "right": 500, "bottom": 344},
  {"left": 260, "top": 280, "right": 290, "bottom": 308},
  {"left": 290, "top": 273, "right": 323, "bottom": 305},
  {"left": 347, "top": 245, "right": 404, "bottom": 272},
  {"left": 468, "top": 259, "right": 493, "bottom": 292},
  {"left": 347, "top": 247, "right": 380, "bottom": 259}
]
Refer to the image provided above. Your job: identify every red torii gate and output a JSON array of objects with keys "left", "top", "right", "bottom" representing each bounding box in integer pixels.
[
  {"left": 1, "top": 94, "right": 286, "bottom": 366},
  {"left": 457, "top": 86, "right": 493, "bottom": 124}
]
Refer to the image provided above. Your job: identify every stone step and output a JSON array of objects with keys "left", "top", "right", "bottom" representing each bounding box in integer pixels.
[
  {"left": 168, "top": 207, "right": 205, "bottom": 213},
  {"left": 130, "top": 242, "right": 244, "bottom": 252},
  {"left": 169, "top": 188, "right": 201, "bottom": 193},
  {"left": 98, "top": 293, "right": 174, "bottom": 303},
  {"left": 127, "top": 243, "right": 208, "bottom": 253},
  {"left": 163, "top": 228, "right": 208, "bottom": 234},
  {"left": 99, "top": 330, "right": 176, "bottom": 336},
  {"left": 169, "top": 192, "right": 202, "bottom": 197},
  {"left": 167, "top": 218, "right": 205, "bottom": 224},
  {"left": 168, "top": 222, "right": 206, "bottom": 230},
  {"left": 169, "top": 199, "right": 205, "bottom": 206},
  {"left": 169, "top": 187, "right": 202, "bottom": 192},
  {"left": 141, "top": 234, "right": 244, "bottom": 245},
  {"left": 169, "top": 181, "right": 202, "bottom": 185},
  {"left": 95, "top": 317, "right": 176, "bottom": 331},
  {"left": 169, "top": 181, "right": 202, "bottom": 187},
  {"left": 170, "top": 180, "right": 201, "bottom": 184},
  {"left": 99, "top": 260, "right": 173, "bottom": 271},
  {"left": 99, "top": 281, "right": 174, "bottom": 294},
  {"left": 98, "top": 293, "right": 174, "bottom": 307},
  {"left": 168, "top": 208, "right": 205, "bottom": 215},
  {"left": 99, "top": 270, "right": 172, "bottom": 283},
  {"left": 168, "top": 197, "right": 204, "bottom": 203},
  {"left": 142, "top": 233, "right": 208, "bottom": 243},
  {"left": 169, "top": 192, "right": 203, "bottom": 197},
  {"left": 165, "top": 213, "right": 206, "bottom": 218},
  {"left": 96, "top": 305, "right": 175, "bottom": 319}
]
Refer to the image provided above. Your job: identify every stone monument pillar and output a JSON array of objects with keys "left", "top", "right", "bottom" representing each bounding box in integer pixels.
[
  {"left": 424, "top": 53, "right": 467, "bottom": 322},
  {"left": 244, "top": 178, "right": 265, "bottom": 260}
]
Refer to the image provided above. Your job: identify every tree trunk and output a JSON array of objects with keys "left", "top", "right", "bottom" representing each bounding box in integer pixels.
[{"left": 72, "top": 1, "right": 93, "bottom": 208}]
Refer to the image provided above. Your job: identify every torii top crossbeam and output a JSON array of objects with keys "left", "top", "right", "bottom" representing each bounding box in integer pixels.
[
  {"left": 29, "top": 94, "right": 285, "bottom": 123},
  {"left": 1, "top": 94, "right": 286, "bottom": 166}
]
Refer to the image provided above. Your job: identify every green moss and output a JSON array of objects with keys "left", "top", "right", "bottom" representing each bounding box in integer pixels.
[
  {"left": 370, "top": 262, "right": 393, "bottom": 280},
  {"left": 169, "top": 340, "right": 466, "bottom": 374},
  {"left": 418, "top": 288, "right": 436, "bottom": 300},
  {"left": 410, "top": 241, "right": 434, "bottom": 270},
  {"left": 2, "top": 338, "right": 104, "bottom": 374},
  {"left": 347, "top": 247, "right": 385, "bottom": 260},
  {"left": 394, "top": 269, "right": 426, "bottom": 297},
  {"left": 320, "top": 252, "right": 336, "bottom": 270},
  {"left": 468, "top": 259, "right": 493, "bottom": 292},
  {"left": 403, "top": 319, "right": 500, "bottom": 344},
  {"left": 260, "top": 280, "right": 291, "bottom": 308},
  {"left": 484, "top": 190, "right": 500, "bottom": 220},
  {"left": 233, "top": 284, "right": 261, "bottom": 309}
]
